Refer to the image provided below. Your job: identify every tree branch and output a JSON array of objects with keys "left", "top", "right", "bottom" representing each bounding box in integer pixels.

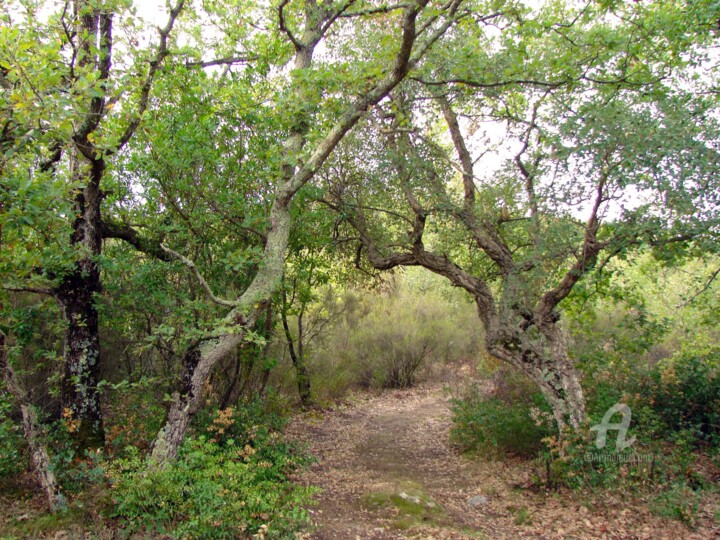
[
  {"left": 185, "top": 55, "right": 257, "bottom": 68},
  {"left": 339, "top": 2, "right": 409, "bottom": 17},
  {"left": 114, "top": 0, "right": 185, "bottom": 153},
  {"left": 534, "top": 171, "right": 608, "bottom": 326},
  {"left": 1, "top": 286, "right": 54, "bottom": 296},
  {"left": 100, "top": 219, "right": 172, "bottom": 261},
  {"left": 160, "top": 244, "right": 238, "bottom": 308},
  {"left": 278, "top": 0, "right": 304, "bottom": 50}
]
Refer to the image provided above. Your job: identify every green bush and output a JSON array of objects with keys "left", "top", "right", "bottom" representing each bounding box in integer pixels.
[
  {"left": 542, "top": 426, "right": 660, "bottom": 491},
  {"left": 198, "top": 397, "right": 287, "bottom": 447},
  {"left": 450, "top": 370, "right": 553, "bottom": 458},
  {"left": 343, "top": 283, "right": 480, "bottom": 389},
  {"left": 644, "top": 350, "right": 720, "bottom": 446},
  {"left": 110, "top": 436, "right": 314, "bottom": 539},
  {"left": 287, "top": 274, "right": 482, "bottom": 399}
]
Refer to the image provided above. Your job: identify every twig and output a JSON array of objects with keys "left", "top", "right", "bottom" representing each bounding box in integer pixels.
[{"left": 2, "top": 285, "right": 54, "bottom": 296}]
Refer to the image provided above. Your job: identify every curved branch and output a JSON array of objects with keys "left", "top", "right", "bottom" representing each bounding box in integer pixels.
[
  {"left": 100, "top": 219, "right": 172, "bottom": 261},
  {"left": 278, "top": 0, "right": 304, "bottom": 50},
  {"left": 160, "top": 244, "right": 238, "bottom": 307}
]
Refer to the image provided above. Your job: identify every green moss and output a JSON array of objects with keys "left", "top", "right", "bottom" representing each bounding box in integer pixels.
[{"left": 359, "top": 483, "right": 446, "bottom": 531}]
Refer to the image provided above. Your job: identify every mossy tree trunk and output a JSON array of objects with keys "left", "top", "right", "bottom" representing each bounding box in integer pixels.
[
  {"left": 55, "top": 153, "right": 106, "bottom": 449},
  {"left": 0, "top": 333, "right": 66, "bottom": 512}
]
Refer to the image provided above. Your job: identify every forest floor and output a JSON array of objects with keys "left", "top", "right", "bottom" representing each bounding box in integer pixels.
[{"left": 286, "top": 378, "right": 720, "bottom": 540}]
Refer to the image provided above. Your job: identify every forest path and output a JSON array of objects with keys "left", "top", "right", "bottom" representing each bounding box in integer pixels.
[
  {"left": 286, "top": 382, "right": 715, "bottom": 540},
  {"left": 286, "top": 383, "right": 530, "bottom": 540}
]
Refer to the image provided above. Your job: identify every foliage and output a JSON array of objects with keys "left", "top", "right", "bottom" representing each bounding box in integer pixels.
[
  {"left": 47, "top": 419, "right": 106, "bottom": 493},
  {"left": 450, "top": 368, "right": 554, "bottom": 458},
  {"left": 110, "top": 434, "right": 314, "bottom": 539},
  {"left": 103, "top": 379, "right": 168, "bottom": 456},
  {"left": 198, "top": 397, "right": 288, "bottom": 449},
  {"left": 296, "top": 273, "right": 481, "bottom": 395},
  {"left": 649, "top": 482, "right": 701, "bottom": 526},
  {"left": 643, "top": 350, "right": 720, "bottom": 446},
  {"left": 0, "top": 392, "right": 25, "bottom": 478},
  {"left": 542, "top": 426, "right": 655, "bottom": 491},
  {"left": 2, "top": 0, "right": 720, "bottom": 533}
]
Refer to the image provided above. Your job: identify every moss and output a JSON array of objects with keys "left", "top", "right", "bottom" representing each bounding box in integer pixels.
[{"left": 359, "top": 483, "right": 446, "bottom": 531}]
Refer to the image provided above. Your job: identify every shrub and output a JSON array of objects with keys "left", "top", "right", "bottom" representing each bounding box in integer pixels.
[
  {"left": 644, "top": 350, "right": 720, "bottom": 446},
  {"left": 343, "top": 282, "right": 480, "bottom": 389},
  {"left": 649, "top": 481, "right": 701, "bottom": 526},
  {"left": 283, "top": 273, "right": 482, "bottom": 400},
  {"left": 450, "top": 369, "right": 553, "bottom": 458},
  {"left": 110, "top": 436, "right": 314, "bottom": 539},
  {"left": 542, "top": 426, "right": 657, "bottom": 491}
]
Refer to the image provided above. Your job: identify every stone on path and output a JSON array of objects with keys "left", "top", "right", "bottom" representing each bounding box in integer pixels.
[{"left": 466, "top": 495, "right": 489, "bottom": 507}]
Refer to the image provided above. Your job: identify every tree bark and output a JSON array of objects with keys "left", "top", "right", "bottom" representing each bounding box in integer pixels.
[
  {"left": 51, "top": 1, "right": 183, "bottom": 451},
  {"left": 486, "top": 321, "right": 586, "bottom": 431},
  {"left": 55, "top": 153, "right": 106, "bottom": 450},
  {"left": 1, "top": 334, "right": 66, "bottom": 512},
  {"left": 347, "top": 198, "right": 587, "bottom": 432}
]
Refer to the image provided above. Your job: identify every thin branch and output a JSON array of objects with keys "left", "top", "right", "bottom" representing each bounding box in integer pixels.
[
  {"left": 678, "top": 266, "right": 720, "bottom": 307},
  {"left": 38, "top": 143, "right": 64, "bottom": 173},
  {"left": 414, "top": 76, "right": 571, "bottom": 89},
  {"left": 434, "top": 94, "right": 515, "bottom": 275},
  {"left": 278, "top": 0, "right": 304, "bottom": 50},
  {"left": 2, "top": 285, "right": 54, "bottom": 296},
  {"left": 514, "top": 92, "right": 548, "bottom": 229},
  {"left": 318, "top": 0, "right": 357, "bottom": 38},
  {"left": 534, "top": 170, "right": 608, "bottom": 325},
  {"left": 338, "top": 2, "right": 409, "bottom": 17},
  {"left": 160, "top": 244, "right": 238, "bottom": 307},
  {"left": 1, "top": 285, "right": 54, "bottom": 296},
  {"left": 185, "top": 55, "right": 257, "bottom": 68},
  {"left": 114, "top": 0, "right": 185, "bottom": 153}
]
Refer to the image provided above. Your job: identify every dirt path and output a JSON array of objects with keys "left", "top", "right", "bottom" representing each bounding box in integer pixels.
[{"left": 287, "top": 384, "right": 719, "bottom": 540}]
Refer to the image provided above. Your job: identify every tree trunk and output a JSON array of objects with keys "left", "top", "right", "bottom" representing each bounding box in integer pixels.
[
  {"left": 0, "top": 334, "right": 66, "bottom": 512},
  {"left": 487, "top": 318, "right": 586, "bottom": 431},
  {"left": 281, "top": 292, "right": 312, "bottom": 406},
  {"left": 149, "top": 330, "right": 256, "bottom": 466},
  {"left": 148, "top": 175, "right": 295, "bottom": 467},
  {"left": 519, "top": 351, "right": 585, "bottom": 432},
  {"left": 55, "top": 156, "right": 106, "bottom": 450}
]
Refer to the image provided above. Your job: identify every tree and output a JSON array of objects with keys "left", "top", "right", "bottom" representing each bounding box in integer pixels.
[
  {"left": 1, "top": 0, "right": 184, "bottom": 449},
  {"left": 324, "top": 0, "right": 720, "bottom": 430},
  {"left": 146, "top": 0, "right": 463, "bottom": 466}
]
